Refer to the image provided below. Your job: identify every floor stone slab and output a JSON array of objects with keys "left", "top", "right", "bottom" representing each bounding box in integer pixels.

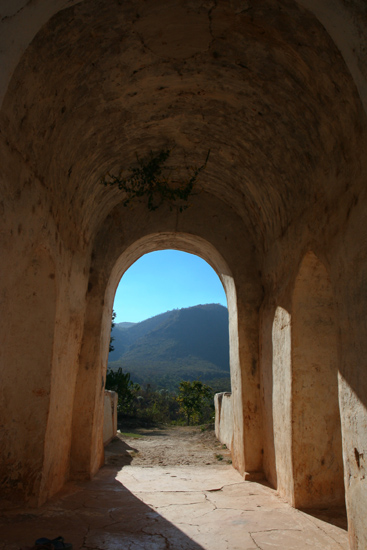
[
  {"left": 251, "top": 527, "right": 347, "bottom": 550},
  {"left": 0, "top": 464, "right": 349, "bottom": 550}
]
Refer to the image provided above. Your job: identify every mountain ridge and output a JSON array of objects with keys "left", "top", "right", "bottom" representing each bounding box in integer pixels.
[{"left": 108, "top": 303, "right": 231, "bottom": 392}]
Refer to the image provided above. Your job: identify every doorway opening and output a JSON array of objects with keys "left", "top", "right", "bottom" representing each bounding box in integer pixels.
[
  {"left": 104, "top": 246, "right": 234, "bottom": 467},
  {"left": 106, "top": 250, "right": 230, "bottom": 426},
  {"left": 96, "top": 231, "right": 246, "bottom": 474}
]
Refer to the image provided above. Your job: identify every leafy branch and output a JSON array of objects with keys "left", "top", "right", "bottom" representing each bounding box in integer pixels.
[{"left": 101, "top": 148, "right": 210, "bottom": 212}]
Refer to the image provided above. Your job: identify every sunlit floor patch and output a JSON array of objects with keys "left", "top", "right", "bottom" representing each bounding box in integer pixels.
[{"left": 0, "top": 458, "right": 348, "bottom": 550}]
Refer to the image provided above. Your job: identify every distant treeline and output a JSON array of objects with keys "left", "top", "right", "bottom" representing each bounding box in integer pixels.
[
  {"left": 105, "top": 369, "right": 216, "bottom": 426},
  {"left": 108, "top": 303, "right": 231, "bottom": 393}
]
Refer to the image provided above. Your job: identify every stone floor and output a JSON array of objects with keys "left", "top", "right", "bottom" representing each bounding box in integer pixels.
[{"left": 0, "top": 462, "right": 349, "bottom": 550}]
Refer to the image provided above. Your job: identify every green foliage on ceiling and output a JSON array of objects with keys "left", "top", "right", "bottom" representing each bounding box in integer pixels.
[{"left": 101, "top": 148, "right": 210, "bottom": 212}]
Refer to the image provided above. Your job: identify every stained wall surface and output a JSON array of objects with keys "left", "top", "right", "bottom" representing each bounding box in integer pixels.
[
  {"left": 291, "top": 252, "right": 344, "bottom": 509},
  {"left": 1, "top": 1, "right": 367, "bottom": 548},
  {"left": 271, "top": 307, "right": 293, "bottom": 504},
  {"left": 215, "top": 392, "right": 234, "bottom": 452},
  {"left": 103, "top": 391, "right": 118, "bottom": 446}
]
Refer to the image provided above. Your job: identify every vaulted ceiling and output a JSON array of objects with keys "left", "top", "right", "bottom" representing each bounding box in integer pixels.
[{"left": 1, "top": 0, "right": 366, "bottom": 251}]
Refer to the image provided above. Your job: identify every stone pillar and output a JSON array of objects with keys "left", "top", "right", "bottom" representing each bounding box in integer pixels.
[
  {"left": 291, "top": 252, "right": 344, "bottom": 509},
  {"left": 69, "top": 289, "right": 107, "bottom": 480},
  {"left": 333, "top": 200, "right": 367, "bottom": 550},
  {"left": 231, "top": 280, "right": 263, "bottom": 478},
  {"left": 0, "top": 246, "right": 56, "bottom": 504},
  {"left": 214, "top": 392, "right": 233, "bottom": 451},
  {"left": 271, "top": 306, "right": 293, "bottom": 502},
  {"left": 103, "top": 390, "right": 118, "bottom": 446}
]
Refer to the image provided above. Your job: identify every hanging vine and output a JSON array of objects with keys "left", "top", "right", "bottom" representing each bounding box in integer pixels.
[{"left": 100, "top": 148, "right": 210, "bottom": 212}]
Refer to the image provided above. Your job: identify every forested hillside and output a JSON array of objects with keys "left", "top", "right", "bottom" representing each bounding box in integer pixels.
[{"left": 108, "top": 304, "right": 231, "bottom": 392}]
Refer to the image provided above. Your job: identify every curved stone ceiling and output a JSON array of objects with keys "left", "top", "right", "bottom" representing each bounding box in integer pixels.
[{"left": 1, "top": 0, "right": 366, "bottom": 249}]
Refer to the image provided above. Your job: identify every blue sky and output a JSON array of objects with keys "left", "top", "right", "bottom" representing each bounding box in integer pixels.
[{"left": 113, "top": 250, "right": 227, "bottom": 323}]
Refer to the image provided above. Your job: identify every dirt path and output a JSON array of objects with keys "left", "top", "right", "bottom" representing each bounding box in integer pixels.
[{"left": 105, "top": 425, "right": 232, "bottom": 468}]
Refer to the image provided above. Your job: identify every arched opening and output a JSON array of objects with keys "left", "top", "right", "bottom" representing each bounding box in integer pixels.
[
  {"left": 291, "top": 252, "right": 345, "bottom": 509},
  {"left": 103, "top": 236, "right": 237, "bottom": 430},
  {"left": 109, "top": 249, "right": 230, "bottom": 391},
  {"left": 70, "top": 229, "right": 264, "bottom": 482},
  {"left": 103, "top": 248, "right": 231, "bottom": 461}
]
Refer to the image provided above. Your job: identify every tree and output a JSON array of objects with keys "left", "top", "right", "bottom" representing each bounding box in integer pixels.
[
  {"left": 109, "top": 310, "right": 116, "bottom": 353},
  {"left": 105, "top": 368, "right": 140, "bottom": 414},
  {"left": 177, "top": 380, "right": 213, "bottom": 425}
]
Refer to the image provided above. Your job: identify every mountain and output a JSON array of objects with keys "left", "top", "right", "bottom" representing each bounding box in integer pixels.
[
  {"left": 108, "top": 304, "right": 231, "bottom": 392},
  {"left": 117, "top": 322, "right": 136, "bottom": 330}
]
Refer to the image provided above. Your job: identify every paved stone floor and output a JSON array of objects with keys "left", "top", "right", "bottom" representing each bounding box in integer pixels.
[{"left": 0, "top": 463, "right": 349, "bottom": 550}]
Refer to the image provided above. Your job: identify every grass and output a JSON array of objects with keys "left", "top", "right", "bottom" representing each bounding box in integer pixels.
[{"left": 118, "top": 430, "right": 144, "bottom": 439}]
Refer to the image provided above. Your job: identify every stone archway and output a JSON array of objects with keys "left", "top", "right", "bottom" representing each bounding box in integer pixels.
[
  {"left": 291, "top": 251, "right": 345, "bottom": 509},
  {"left": 69, "top": 224, "right": 263, "bottom": 494},
  {"left": 78, "top": 233, "right": 240, "bottom": 467}
]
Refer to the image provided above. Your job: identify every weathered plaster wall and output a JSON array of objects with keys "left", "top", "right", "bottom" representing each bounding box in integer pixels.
[
  {"left": 331, "top": 189, "right": 367, "bottom": 550},
  {"left": 2, "top": 0, "right": 367, "bottom": 116},
  {"left": 0, "top": 162, "right": 89, "bottom": 504},
  {"left": 0, "top": 0, "right": 83, "bottom": 107},
  {"left": 291, "top": 252, "right": 344, "bottom": 508},
  {"left": 297, "top": 0, "right": 367, "bottom": 113},
  {"left": 214, "top": 393, "right": 234, "bottom": 452},
  {"left": 103, "top": 391, "right": 117, "bottom": 446},
  {"left": 264, "top": 253, "right": 345, "bottom": 508},
  {"left": 39, "top": 252, "right": 89, "bottom": 503},
  {"left": 0, "top": 243, "right": 56, "bottom": 504},
  {"left": 0, "top": 132, "right": 91, "bottom": 503},
  {"left": 271, "top": 307, "right": 293, "bottom": 503},
  {"left": 1, "top": 0, "right": 363, "bottom": 249},
  {"left": 260, "top": 160, "right": 367, "bottom": 550},
  {"left": 259, "top": 304, "right": 277, "bottom": 490}
]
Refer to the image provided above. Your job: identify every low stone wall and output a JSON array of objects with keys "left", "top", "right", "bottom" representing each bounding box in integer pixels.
[
  {"left": 214, "top": 392, "right": 233, "bottom": 451},
  {"left": 103, "top": 390, "right": 118, "bottom": 446}
]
